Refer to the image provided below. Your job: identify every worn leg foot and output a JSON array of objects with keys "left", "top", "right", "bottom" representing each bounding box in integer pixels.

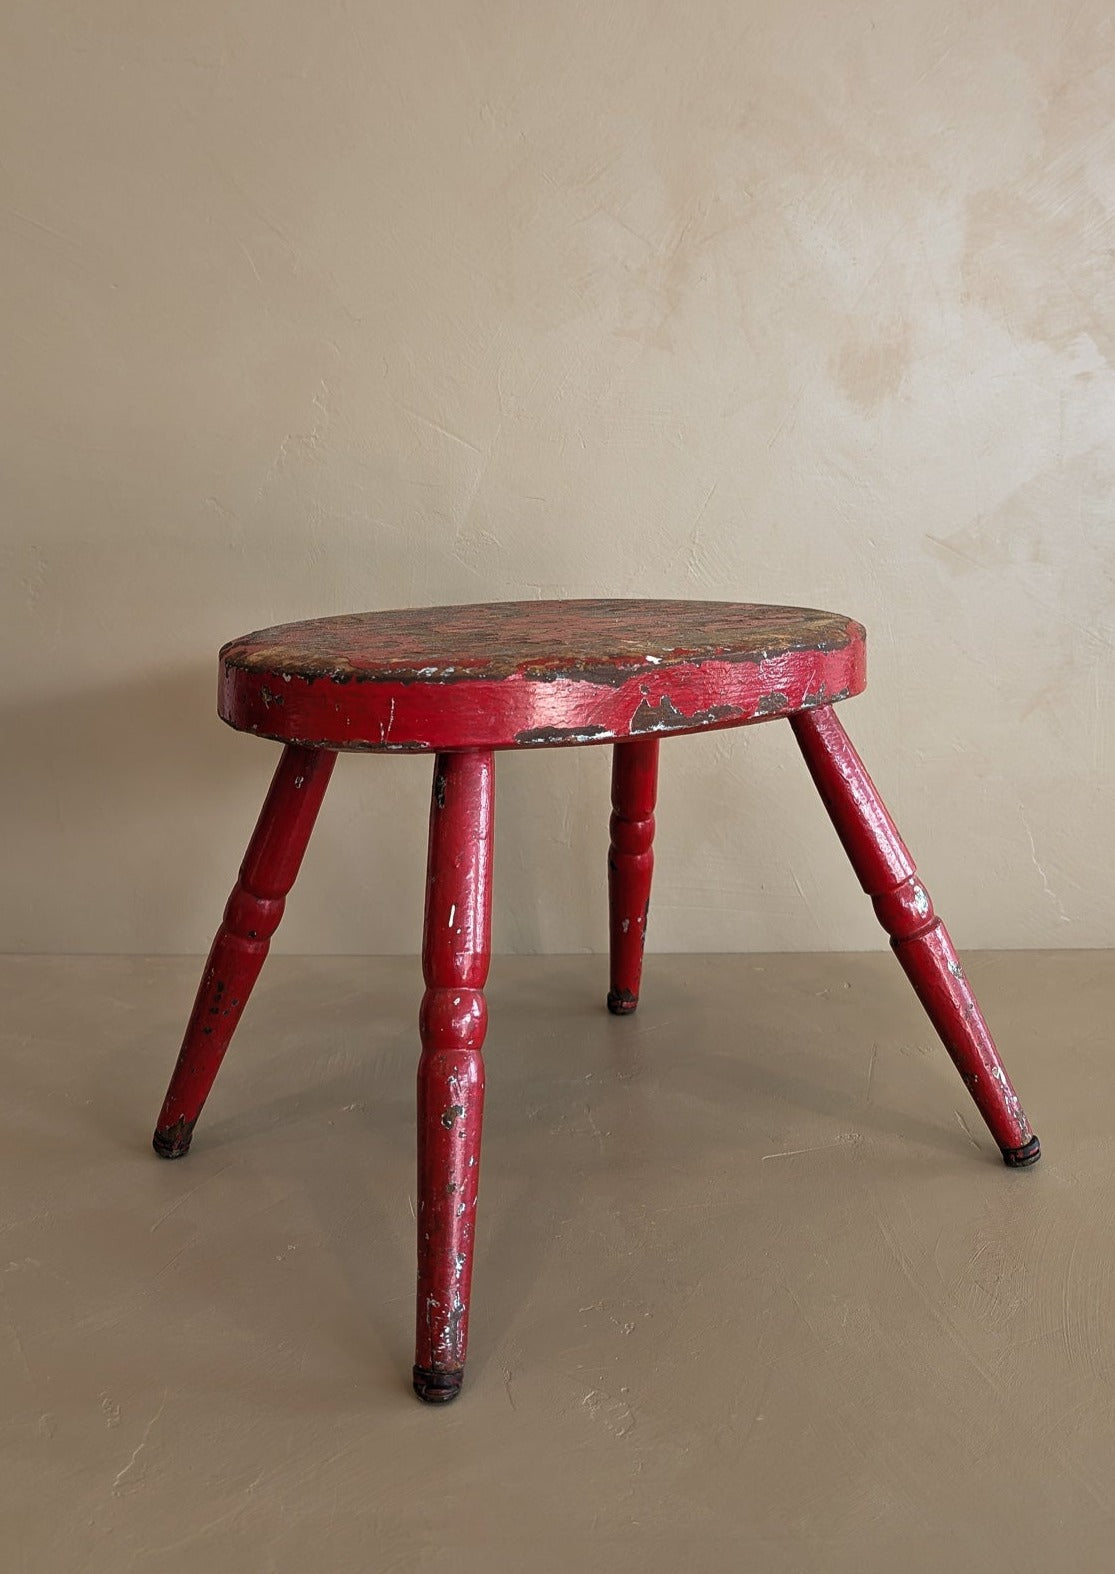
[
  {"left": 152, "top": 745, "right": 335, "bottom": 1158},
  {"left": 152, "top": 1115, "right": 195, "bottom": 1160},
  {"left": 412, "top": 1365, "right": 464, "bottom": 1403},
  {"left": 1002, "top": 1134, "right": 1042, "bottom": 1168},
  {"left": 414, "top": 750, "right": 494, "bottom": 1402},
  {"left": 607, "top": 739, "right": 659, "bottom": 1015},
  {"left": 790, "top": 706, "right": 1039, "bottom": 1166}
]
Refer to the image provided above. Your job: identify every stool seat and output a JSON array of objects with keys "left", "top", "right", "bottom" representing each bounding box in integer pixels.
[{"left": 219, "top": 599, "right": 866, "bottom": 752}]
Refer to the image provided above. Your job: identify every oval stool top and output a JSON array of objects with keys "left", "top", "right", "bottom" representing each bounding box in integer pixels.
[{"left": 219, "top": 599, "right": 866, "bottom": 752}]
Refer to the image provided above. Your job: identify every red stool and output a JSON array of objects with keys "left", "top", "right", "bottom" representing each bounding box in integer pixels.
[{"left": 152, "top": 601, "right": 1040, "bottom": 1402}]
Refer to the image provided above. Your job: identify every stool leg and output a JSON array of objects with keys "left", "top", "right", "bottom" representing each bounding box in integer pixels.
[
  {"left": 607, "top": 738, "right": 659, "bottom": 1015},
  {"left": 414, "top": 750, "right": 494, "bottom": 1403},
  {"left": 152, "top": 745, "right": 336, "bottom": 1159},
  {"left": 790, "top": 706, "right": 1039, "bottom": 1167}
]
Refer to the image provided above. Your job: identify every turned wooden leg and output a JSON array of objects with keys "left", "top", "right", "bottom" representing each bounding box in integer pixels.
[
  {"left": 791, "top": 706, "right": 1040, "bottom": 1167},
  {"left": 152, "top": 745, "right": 336, "bottom": 1159},
  {"left": 607, "top": 738, "right": 659, "bottom": 1015},
  {"left": 413, "top": 750, "right": 494, "bottom": 1403}
]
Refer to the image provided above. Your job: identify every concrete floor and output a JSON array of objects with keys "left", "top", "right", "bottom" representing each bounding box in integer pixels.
[{"left": 2, "top": 951, "right": 1113, "bottom": 1572}]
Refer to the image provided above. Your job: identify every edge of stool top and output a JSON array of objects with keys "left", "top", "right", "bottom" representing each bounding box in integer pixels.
[{"left": 218, "top": 599, "right": 866, "bottom": 753}]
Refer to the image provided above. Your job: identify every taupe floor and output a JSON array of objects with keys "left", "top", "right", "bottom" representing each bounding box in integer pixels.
[{"left": 3, "top": 952, "right": 1113, "bottom": 1572}]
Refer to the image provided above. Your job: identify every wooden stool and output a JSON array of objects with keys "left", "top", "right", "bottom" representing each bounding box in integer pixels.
[{"left": 152, "top": 600, "right": 1040, "bottom": 1402}]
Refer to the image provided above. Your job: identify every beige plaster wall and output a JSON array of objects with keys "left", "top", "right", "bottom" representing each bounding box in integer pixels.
[{"left": 2, "top": 1, "right": 1113, "bottom": 955}]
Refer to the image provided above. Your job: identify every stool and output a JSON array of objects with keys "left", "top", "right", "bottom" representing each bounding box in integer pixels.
[{"left": 152, "top": 600, "right": 1040, "bottom": 1403}]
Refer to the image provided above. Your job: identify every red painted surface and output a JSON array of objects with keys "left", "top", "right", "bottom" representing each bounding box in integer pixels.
[
  {"left": 790, "top": 706, "right": 1038, "bottom": 1163},
  {"left": 607, "top": 739, "right": 659, "bottom": 1014},
  {"left": 218, "top": 600, "right": 865, "bottom": 752},
  {"left": 152, "top": 599, "right": 1040, "bottom": 1406},
  {"left": 152, "top": 745, "right": 335, "bottom": 1157},
  {"left": 413, "top": 750, "right": 494, "bottom": 1401}
]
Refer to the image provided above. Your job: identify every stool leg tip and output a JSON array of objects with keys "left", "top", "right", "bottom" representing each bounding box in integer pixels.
[
  {"left": 413, "top": 1366, "right": 464, "bottom": 1404},
  {"left": 152, "top": 1118, "right": 195, "bottom": 1161},
  {"left": 1001, "top": 1134, "right": 1041, "bottom": 1168},
  {"left": 606, "top": 989, "right": 638, "bottom": 1016}
]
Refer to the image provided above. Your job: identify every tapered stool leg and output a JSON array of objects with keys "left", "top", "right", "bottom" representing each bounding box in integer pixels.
[
  {"left": 607, "top": 738, "right": 659, "bottom": 1015},
  {"left": 791, "top": 706, "right": 1039, "bottom": 1167},
  {"left": 152, "top": 745, "right": 336, "bottom": 1159},
  {"left": 413, "top": 750, "right": 494, "bottom": 1402}
]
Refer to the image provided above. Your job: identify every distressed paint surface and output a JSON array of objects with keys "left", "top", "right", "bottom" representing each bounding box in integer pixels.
[
  {"left": 791, "top": 706, "right": 1039, "bottom": 1164},
  {"left": 607, "top": 739, "right": 659, "bottom": 1014},
  {"left": 220, "top": 600, "right": 865, "bottom": 751},
  {"left": 414, "top": 749, "right": 494, "bottom": 1401},
  {"left": 152, "top": 745, "right": 335, "bottom": 1158}
]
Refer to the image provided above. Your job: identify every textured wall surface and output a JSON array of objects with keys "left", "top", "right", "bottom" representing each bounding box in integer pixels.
[{"left": 2, "top": 1, "right": 1113, "bottom": 953}]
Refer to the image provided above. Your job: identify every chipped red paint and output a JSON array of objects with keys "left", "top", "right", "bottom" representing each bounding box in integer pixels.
[
  {"left": 412, "top": 749, "right": 493, "bottom": 1402},
  {"left": 152, "top": 599, "right": 1040, "bottom": 1408},
  {"left": 152, "top": 745, "right": 335, "bottom": 1158},
  {"left": 607, "top": 739, "right": 659, "bottom": 1015},
  {"left": 218, "top": 600, "right": 865, "bottom": 752},
  {"left": 790, "top": 706, "right": 1039, "bottom": 1164}
]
